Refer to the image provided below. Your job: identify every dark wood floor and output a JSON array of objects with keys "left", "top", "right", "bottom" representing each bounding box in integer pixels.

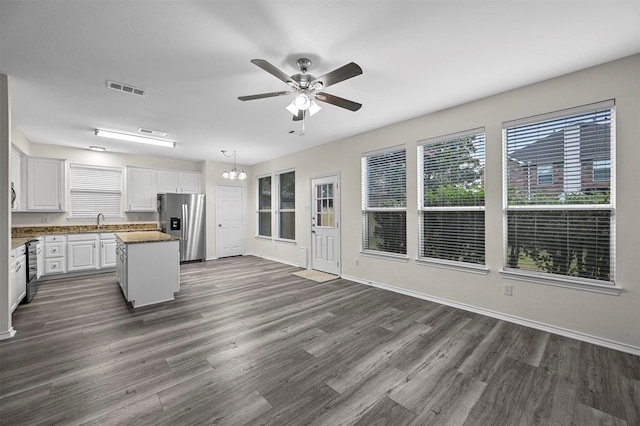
[{"left": 1, "top": 256, "right": 638, "bottom": 425}]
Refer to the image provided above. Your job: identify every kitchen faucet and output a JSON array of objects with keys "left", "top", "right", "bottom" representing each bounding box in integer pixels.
[{"left": 97, "top": 213, "right": 105, "bottom": 229}]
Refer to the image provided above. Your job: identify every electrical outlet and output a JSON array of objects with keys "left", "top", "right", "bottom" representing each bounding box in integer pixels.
[
  {"left": 503, "top": 284, "right": 513, "bottom": 296},
  {"left": 355, "top": 258, "right": 359, "bottom": 266}
]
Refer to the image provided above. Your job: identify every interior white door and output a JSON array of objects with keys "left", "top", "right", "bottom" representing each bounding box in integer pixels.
[
  {"left": 216, "top": 185, "right": 244, "bottom": 258},
  {"left": 311, "top": 175, "right": 340, "bottom": 275}
]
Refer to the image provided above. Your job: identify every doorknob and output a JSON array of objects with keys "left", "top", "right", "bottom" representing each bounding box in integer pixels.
[{"left": 218, "top": 224, "right": 222, "bottom": 227}]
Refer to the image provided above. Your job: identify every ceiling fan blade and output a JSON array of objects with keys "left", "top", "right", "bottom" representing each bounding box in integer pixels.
[
  {"left": 292, "top": 110, "right": 305, "bottom": 121},
  {"left": 238, "top": 91, "right": 291, "bottom": 101},
  {"left": 309, "top": 62, "right": 362, "bottom": 90},
  {"left": 250, "top": 59, "right": 300, "bottom": 89},
  {"left": 315, "top": 92, "right": 362, "bottom": 111}
]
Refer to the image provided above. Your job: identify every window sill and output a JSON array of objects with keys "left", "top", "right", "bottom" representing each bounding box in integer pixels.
[
  {"left": 499, "top": 269, "right": 621, "bottom": 296},
  {"left": 360, "top": 250, "right": 409, "bottom": 263},
  {"left": 255, "top": 235, "right": 272, "bottom": 241},
  {"left": 273, "top": 238, "right": 296, "bottom": 245},
  {"left": 416, "top": 258, "right": 489, "bottom": 275}
]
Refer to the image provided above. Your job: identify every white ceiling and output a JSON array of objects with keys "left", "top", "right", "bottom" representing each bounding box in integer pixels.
[{"left": 1, "top": 1, "right": 638, "bottom": 166}]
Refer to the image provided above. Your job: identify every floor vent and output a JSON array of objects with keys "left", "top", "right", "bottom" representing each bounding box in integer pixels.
[
  {"left": 138, "top": 128, "right": 167, "bottom": 137},
  {"left": 107, "top": 80, "right": 146, "bottom": 97}
]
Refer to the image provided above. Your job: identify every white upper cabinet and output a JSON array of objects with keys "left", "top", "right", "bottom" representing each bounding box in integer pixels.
[
  {"left": 26, "top": 157, "right": 66, "bottom": 211},
  {"left": 128, "top": 167, "right": 201, "bottom": 211},
  {"left": 125, "top": 167, "right": 157, "bottom": 212},
  {"left": 10, "top": 148, "right": 25, "bottom": 211},
  {"left": 178, "top": 171, "right": 200, "bottom": 193},
  {"left": 157, "top": 170, "right": 200, "bottom": 193}
]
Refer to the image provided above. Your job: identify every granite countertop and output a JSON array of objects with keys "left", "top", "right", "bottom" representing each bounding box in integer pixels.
[
  {"left": 11, "top": 223, "right": 160, "bottom": 249},
  {"left": 11, "top": 238, "right": 32, "bottom": 250},
  {"left": 115, "top": 231, "right": 180, "bottom": 244}
]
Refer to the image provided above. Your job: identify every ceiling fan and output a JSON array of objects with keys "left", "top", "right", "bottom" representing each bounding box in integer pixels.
[{"left": 238, "top": 58, "right": 363, "bottom": 121}]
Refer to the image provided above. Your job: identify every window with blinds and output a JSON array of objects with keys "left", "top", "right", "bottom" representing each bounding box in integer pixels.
[
  {"left": 257, "top": 176, "right": 272, "bottom": 237},
  {"left": 277, "top": 170, "right": 295, "bottom": 240},
  {"left": 69, "top": 164, "right": 122, "bottom": 218},
  {"left": 361, "top": 147, "right": 406, "bottom": 255},
  {"left": 418, "top": 129, "right": 485, "bottom": 265},
  {"left": 504, "top": 100, "right": 615, "bottom": 284}
]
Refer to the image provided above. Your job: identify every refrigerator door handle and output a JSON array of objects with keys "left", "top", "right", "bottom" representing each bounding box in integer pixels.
[{"left": 181, "top": 204, "right": 188, "bottom": 240}]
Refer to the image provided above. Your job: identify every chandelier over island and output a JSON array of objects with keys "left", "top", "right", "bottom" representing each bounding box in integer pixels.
[{"left": 221, "top": 150, "right": 247, "bottom": 180}]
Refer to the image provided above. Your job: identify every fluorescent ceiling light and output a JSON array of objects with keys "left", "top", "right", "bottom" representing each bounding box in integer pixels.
[
  {"left": 95, "top": 129, "right": 175, "bottom": 148},
  {"left": 89, "top": 146, "right": 106, "bottom": 152}
]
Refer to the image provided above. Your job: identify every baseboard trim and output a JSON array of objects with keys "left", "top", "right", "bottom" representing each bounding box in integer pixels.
[
  {"left": 245, "top": 252, "right": 300, "bottom": 268},
  {"left": 0, "top": 327, "right": 17, "bottom": 341},
  {"left": 342, "top": 273, "right": 640, "bottom": 356}
]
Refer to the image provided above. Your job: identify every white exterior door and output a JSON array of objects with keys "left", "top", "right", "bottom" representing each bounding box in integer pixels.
[
  {"left": 216, "top": 185, "right": 244, "bottom": 258},
  {"left": 311, "top": 175, "right": 340, "bottom": 275}
]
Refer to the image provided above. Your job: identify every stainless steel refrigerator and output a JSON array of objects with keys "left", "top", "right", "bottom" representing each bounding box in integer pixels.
[{"left": 157, "top": 193, "right": 206, "bottom": 262}]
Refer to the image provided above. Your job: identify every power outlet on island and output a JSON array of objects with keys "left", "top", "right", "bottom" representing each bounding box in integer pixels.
[{"left": 503, "top": 283, "right": 513, "bottom": 296}]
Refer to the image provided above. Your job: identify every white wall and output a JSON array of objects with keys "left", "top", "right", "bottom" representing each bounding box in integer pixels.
[
  {"left": 247, "top": 54, "right": 640, "bottom": 352},
  {"left": 1, "top": 74, "right": 14, "bottom": 339}
]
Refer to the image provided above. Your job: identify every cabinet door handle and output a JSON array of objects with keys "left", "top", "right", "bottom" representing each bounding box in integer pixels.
[
  {"left": 94, "top": 242, "right": 96, "bottom": 248},
  {"left": 59, "top": 203, "right": 62, "bottom": 210}
]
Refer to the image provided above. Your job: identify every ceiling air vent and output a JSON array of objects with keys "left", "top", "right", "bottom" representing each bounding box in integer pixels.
[
  {"left": 138, "top": 128, "right": 167, "bottom": 137},
  {"left": 107, "top": 80, "right": 146, "bottom": 97}
]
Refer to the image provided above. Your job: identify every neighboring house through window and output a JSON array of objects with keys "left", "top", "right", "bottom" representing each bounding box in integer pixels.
[
  {"left": 361, "top": 146, "right": 407, "bottom": 256},
  {"left": 504, "top": 100, "right": 615, "bottom": 285},
  {"left": 418, "top": 128, "right": 485, "bottom": 267},
  {"left": 593, "top": 159, "right": 611, "bottom": 182},
  {"left": 537, "top": 164, "right": 553, "bottom": 185}
]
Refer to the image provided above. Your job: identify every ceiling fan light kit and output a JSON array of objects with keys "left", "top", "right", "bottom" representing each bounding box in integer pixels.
[{"left": 238, "top": 57, "right": 362, "bottom": 122}]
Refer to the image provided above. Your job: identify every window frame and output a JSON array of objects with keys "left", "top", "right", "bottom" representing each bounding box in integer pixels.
[
  {"left": 501, "top": 100, "right": 619, "bottom": 294},
  {"left": 417, "top": 128, "right": 488, "bottom": 273},
  {"left": 361, "top": 145, "right": 407, "bottom": 258},
  {"left": 256, "top": 174, "right": 272, "bottom": 238},
  {"left": 275, "top": 169, "right": 296, "bottom": 242}
]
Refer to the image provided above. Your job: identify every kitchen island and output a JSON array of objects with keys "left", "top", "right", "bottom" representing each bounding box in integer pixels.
[{"left": 115, "top": 231, "right": 180, "bottom": 308}]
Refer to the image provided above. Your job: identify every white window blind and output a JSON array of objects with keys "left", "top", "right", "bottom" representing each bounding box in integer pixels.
[
  {"left": 69, "top": 164, "right": 122, "bottom": 218},
  {"left": 257, "top": 176, "right": 272, "bottom": 237},
  {"left": 362, "top": 147, "right": 406, "bottom": 255},
  {"left": 418, "top": 129, "right": 485, "bottom": 265},
  {"left": 277, "top": 170, "right": 295, "bottom": 240},
  {"left": 504, "top": 100, "right": 615, "bottom": 284}
]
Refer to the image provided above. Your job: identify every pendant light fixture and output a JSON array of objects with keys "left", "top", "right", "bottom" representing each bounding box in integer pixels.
[{"left": 221, "top": 150, "right": 247, "bottom": 180}]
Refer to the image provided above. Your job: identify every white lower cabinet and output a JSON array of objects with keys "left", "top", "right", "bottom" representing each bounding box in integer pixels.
[
  {"left": 115, "top": 237, "right": 179, "bottom": 308},
  {"left": 42, "top": 233, "right": 118, "bottom": 277},
  {"left": 67, "top": 234, "right": 99, "bottom": 273},
  {"left": 115, "top": 239, "right": 128, "bottom": 297},
  {"left": 44, "top": 235, "right": 66, "bottom": 275},
  {"left": 9, "top": 245, "right": 27, "bottom": 312},
  {"left": 100, "top": 233, "right": 117, "bottom": 269},
  {"left": 36, "top": 238, "right": 43, "bottom": 280}
]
